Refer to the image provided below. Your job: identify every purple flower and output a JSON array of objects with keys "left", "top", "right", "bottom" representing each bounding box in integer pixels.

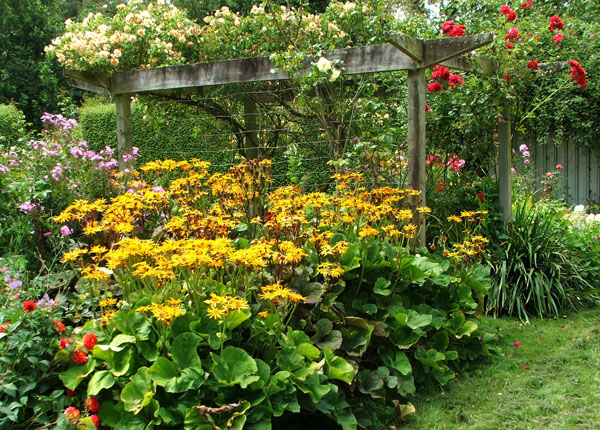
[
  {"left": 18, "top": 201, "right": 36, "bottom": 214},
  {"left": 8, "top": 280, "right": 22, "bottom": 290},
  {"left": 0, "top": 165, "right": 9, "bottom": 173},
  {"left": 36, "top": 293, "right": 55, "bottom": 307},
  {"left": 60, "top": 225, "right": 73, "bottom": 237},
  {"left": 0, "top": 267, "right": 7, "bottom": 272}
]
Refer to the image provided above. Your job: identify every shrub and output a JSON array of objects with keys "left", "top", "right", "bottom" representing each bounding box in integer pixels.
[{"left": 0, "top": 104, "right": 27, "bottom": 147}]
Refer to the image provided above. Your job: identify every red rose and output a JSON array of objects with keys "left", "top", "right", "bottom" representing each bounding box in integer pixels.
[
  {"left": 90, "top": 414, "right": 100, "bottom": 429},
  {"left": 448, "top": 74, "right": 463, "bottom": 88},
  {"left": 553, "top": 33, "right": 564, "bottom": 43},
  {"left": 64, "top": 406, "right": 80, "bottom": 423},
  {"left": 72, "top": 349, "right": 88, "bottom": 365},
  {"left": 431, "top": 65, "right": 450, "bottom": 81},
  {"left": 514, "top": 341, "right": 521, "bottom": 347},
  {"left": 526, "top": 60, "right": 539, "bottom": 69},
  {"left": 449, "top": 25, "right": 466, "bottom": 37},
  {"left": 427, "top": 82, "right": 443, "bottom": 92},
  {"left": 508, "top": 27, "right": 519, "bottom": 40},
  {"left": 23, "top": 300, "right": 36, "bottom": 313},
  {"left": 425, "top": 103, "right": 430, "bottom": 112},
  {"left": 500, "top": 5, "right": 511, "bottom": 15},
  {"left": 568, "top": 60, "right": 587, "bottom": 89},
  {"left": 506, "top": 10, "right": 517, "bottom": 21},
  {"left": 504, "top": 73, "right": 512, "bottom": 82},
  {"left": 505, "top": 42, "right": 514, "bottom": 49},
  {"left": 477, "top": 192, "right": 485, "bottom": 202},
  {"left": 83, "top": 333, "right": 98, "bottom": 350},
  {"left": 85, "top": 397, "right": 101, "bottom": 413},
  {"left": 65, "top": 388, "right": 77, "bottom": 398},
  {"left": 548, "top": 15, "right": 564, "bottom": 32},
  {"left": 441, "top": 20, "right": 456, "bottom": 35}
]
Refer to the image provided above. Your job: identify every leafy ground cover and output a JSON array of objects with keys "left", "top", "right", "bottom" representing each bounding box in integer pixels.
[{"left": 403, "top": 308, "right": 600, "bottom": 430}]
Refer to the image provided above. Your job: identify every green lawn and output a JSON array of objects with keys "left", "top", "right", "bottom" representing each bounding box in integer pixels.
[{"left": 403, "top": 308, "right": 600, "bottom": 430}]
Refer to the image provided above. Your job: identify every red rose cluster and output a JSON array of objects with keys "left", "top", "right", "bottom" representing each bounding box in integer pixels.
[
  {"left": 428, "top": 65, "right": 463, "bottom": 92},
  {"left": 568, "top": 60, "right": 587, "bottom": 89},
  {"left": 521, "top": 0, "right": 533, "bottom": 9},
  {"left": 548, "top": 15, "right": 564, "bottom": 32},
  {"left": 441, "top": 20, "right": 466, "bottom": 37},
  {"left": 500, "top": 5, "right": 517, "bottom": 22}
]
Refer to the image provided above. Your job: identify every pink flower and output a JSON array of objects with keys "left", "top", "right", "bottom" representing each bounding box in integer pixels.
[
  {"left": 514, "top": 341, "right": 521, "bottom": 347},
  {"left": 553, "top": 33, "right": 564, "bottom": 43},
  {"left": 508, "top": 27, "right": 519, "bottom": 40},
  {"left": 60, "top": 225, "right": 73, "bottom": 237},
  {"left": 64, "top": 406, "right": 80, "bottom": 423},
  {"left": 43, "top": 232, "right": 52, "bottom": 237}
]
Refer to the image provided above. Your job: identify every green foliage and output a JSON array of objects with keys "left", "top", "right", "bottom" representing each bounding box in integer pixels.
[
  {"left": 486, "top": 199, "right": 598, "bottom": 321},
  {"left": 0, "top": 105, "right": 28, "bottom": 147}
]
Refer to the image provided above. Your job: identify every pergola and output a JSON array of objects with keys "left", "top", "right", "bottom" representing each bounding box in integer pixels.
[{"left": 68, "top": 33, "right": 514, "bottom": 246}]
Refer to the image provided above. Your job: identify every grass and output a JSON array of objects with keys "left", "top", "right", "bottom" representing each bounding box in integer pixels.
[{"left": 402, "top": 308, "right": 600, "bottom": 430}]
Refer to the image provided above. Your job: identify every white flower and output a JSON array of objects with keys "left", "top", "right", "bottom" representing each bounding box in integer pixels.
[
  {"left": 595, "top": 214, "right": 600, "bottom": 222},
  {"left": 573, "top": 204, "right": 586, "bottom": 213},
  {"left": 329, "top": 68, "right": 341, "bottom": 81},
  {"left": 343, "top": 2, "right": 356, "bottom": 13},
  {"left": 586, "top": 214, "right": 595, "bottom": 224},
  {"left": 97, "top": 267, "right": 114, "bottom": 275},
  {"left": 316, "top": 57, "right": 332, "bottom": 73}
]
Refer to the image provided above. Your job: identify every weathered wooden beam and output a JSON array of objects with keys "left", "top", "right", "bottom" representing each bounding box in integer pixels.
[
  {"left": 406, "top": 68, "right": 427, "bottom": 247},
  {"left": 115, "top": 94, "right": 133, "bottom": 170},
  {"left": 497, "top": 109, "right": 512, "bottom": 223},
  {"left": 68, "top": 78, "right": 110, "bottom": 95},
  {"left": 64, "top": 69, "right": 111, "bottom": 92},
  {"left": 98, "top": 45, "right": 416, "bottom": 95},
  {"left": 423, "top": 33, "right": 493, "bottom": 67},
  {"left": 387, "top": 33, "right": 424, "bottom": 62},
  {"left": 439, "top": 56, "right": 497, "bottom": 76}
]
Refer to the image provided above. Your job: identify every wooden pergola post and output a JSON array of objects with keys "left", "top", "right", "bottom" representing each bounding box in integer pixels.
[
  {"left": 497, "top": 108, "right": 513, "bottom": 222},
  {"left": 115, "top": 94, "right": 133, "bottom": 170}
]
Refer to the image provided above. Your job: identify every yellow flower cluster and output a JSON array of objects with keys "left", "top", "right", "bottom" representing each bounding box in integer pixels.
[
  {"left": 204, "top": 293, "right": 249, "bottom": 320},
  {"left": 258, "top": 284, "right": 306, "bottom": 304},
  {"left": 444, "top": 235, "right": 489, "bottom": 260},
  {"left": 136, "top": 298, "right": 185, "bottom": 325}
]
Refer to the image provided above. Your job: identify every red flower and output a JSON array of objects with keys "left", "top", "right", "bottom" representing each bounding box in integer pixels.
[
  {"left": 83, "top": 333, "right": 98, "bottom": 350},
  {"left": 523, "top": 365, "right": 528, "bottom": 369},
  {"left": 59, "top": 337, "right": 74, "bottom": 350},
  {"left": 527, "top": 60, "right": 539, "bottom": 69},
  {"left": 441, "top": 20, "right": 456, "bottom": 35},
  {"left": 425, "top": 103, "right": 430, "bottom": 112},
  {"left": 521, "top": 0, "right": 532, "bottom": 9},
  {"left": 427, "top": 82, "right": 443, "bottom": 92},
  {"left": 556, "top": 164, "right": 562, "bottom": 170},
  {"left": 85, "top": 397, "right": 101, "bottom": 413},
  {"left": 449, "top": 25, "right": 466, "bottom": 37},
  {"left": 53, "top": 319, "right": 66, "bottom": 333},
  {"left": 23, "top": 300, "right": 36, "bottom": 313},
  {"left": 90, "top": 414, "right": 100, "bottom": 429},
  {"left": 64, "top": 406, "right": 80, "bottom": 423},
  {"left": 548, "top": 15, "right": 564, "bottom": 32},
  {"left": 504, "top": 73, "right": 512, "bottom": 82},
  {"left": 448, "top": 74, "right": 463, "bottom": 88},
  {"left": 431, "top": 65, "right": 450, "bottom": 81},
  {"left": 568, "top": 60, "right": 587, "bottom": 89},
  {"left": 505, "top": 42, "right": 514, "bottom": 49},
  {"left": 553, "top": 33, "right": 564, "bottom": 43},
  {"left": 500, "top": 5, "right": 511, "bottom": 15},
  {"left": 477, "top": 192, "right": 485, "bottom": 202},
  {"left": 72, "top": 349, "right": 88, "bottom": 365},
  {"left": 65, "top": 388, "right": 77, "bottom": 398},
  {"left": 0, "top": 321, "right": 10, "bottom": 333},
  {"left": 507, "top": 27, "right": 520, "bottom": 40},
  {"left": 514, "top": 341, "right": 521, "bottom": 347},
  {"left": 506, "top": 10, "right": 517, "bottom": 21}
]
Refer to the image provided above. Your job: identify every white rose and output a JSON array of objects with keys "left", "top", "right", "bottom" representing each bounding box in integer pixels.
[
  {"left": 316, "top": 57, "right": 332, "bottom": 73},
  {"left": 329, "top": 68, "right": 341, "bottom": 81}
]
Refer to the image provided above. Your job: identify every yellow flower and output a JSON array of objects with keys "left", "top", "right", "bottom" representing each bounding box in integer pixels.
[
  {"left": 359, "top": 225, "right": 379, "bottom": 238},
  {"left": 416, "top": 206, "right": 432, "bottom": 214},
  {"left": 61, "top": 248, "right": 87, "bottom": 263},
  {"left": 258, "top": 310, "right": 269, "bottom": 318},
  {"left": 99, "top": 298, "right": 117, "bottom": 307},
  {"left": 447, "top": 215, "right": 462, "bottom": 223}
]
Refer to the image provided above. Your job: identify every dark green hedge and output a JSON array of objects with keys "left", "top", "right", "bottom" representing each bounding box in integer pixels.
[
  {"left": 79, "top": 102, "right": 332, "bottom": 189},
  {"left": 0, "top": 104, "right": 27, "bottom": 147}
]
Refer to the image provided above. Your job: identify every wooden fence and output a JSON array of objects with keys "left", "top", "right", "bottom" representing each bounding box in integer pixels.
[{"left": 533, "top": 140, "right": 600, "bottom": 205}]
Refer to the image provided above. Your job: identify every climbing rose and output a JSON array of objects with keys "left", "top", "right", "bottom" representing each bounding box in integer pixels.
[
  {"left": 504, "top": 73, "right": 512, "bottom": 82},
  {"left": 23, "top": 300, "right": 36, "bottom": 313},
  {"left": 527, "top": 60, "right": 539, "bottom": 69},
  {"left": 427, "top": 82, "right": 443, "bottom": 92},
  {"left": 477, "top": 193, "right": 485, "bottom": 202},
  {"left": 500, "top": 5, "right": 511, "bottom": 15},
  {"left": 548, "top": 15, "right": 564, "bottom": 32},
  {"left": 506, "top": 10, "right": 517, "bottom": 21},
  {"left": 448, "top": 74, "right": 463, "bottom": 88},
  {"left": 553, "top": 33, "right": 564, "bottom": 43},
  {"left": 431, "top": 65, "right": 450, "bottom": 81},
  {"left": 449, "top": 25, "right": 466, "bottom": 37},
  {"left": 568, "top": 60, "right": 587, "bottom": 89},
  {"left": 441, "top": 20, "right": 456, "bottom": 34},
  {"left": 64, "top": 406, "right": 80, "bottom": 423},
  {"left": 72, "top": 349, "right": 88, "bottom": 365},
  {"left": 425, "top": 103, "right": 430, "bottom": 112},
  {"left": 83, "top": 333, "right": 98, "bottom": 350},
  {"left": 521, "top": 0, "right": 533, "bottom": 9},
  {"left": 85, "top": 397, "right": 101, "bottom": 413},
  {"left": 506, "top": 42, "right": 514, "bottom": 49},
  {"left": 507, "top": 28, "right": 519, "bottom": 40}
]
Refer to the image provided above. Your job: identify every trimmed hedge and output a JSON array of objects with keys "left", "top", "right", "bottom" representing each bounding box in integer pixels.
[
  {"left": 79, "top": 102, "right": 332, "bottom": 188},
  {"left": 0, "top": 104, "right": 27, "bottom": 147}
]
